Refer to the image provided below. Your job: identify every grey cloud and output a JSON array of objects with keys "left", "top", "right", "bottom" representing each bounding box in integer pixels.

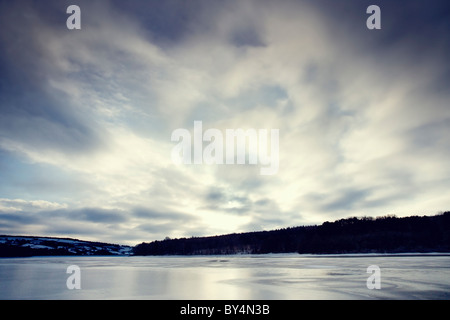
[
  {"left": 254, "top": 198, "right": 270, "bottom": 206},
  {"left": 407, "top": 119, "right": 450, "bottom": 150},
  {"left": 0, "top": 213, "right": 40, "bottom": 225},
  {"left": 132, "top": 207, "right": 198, "bottom": 222},
  {"left": 132, "top": 208, "right": 208, "bottom": 240},
  {"left": 229, "top": 18, "right": 266, "bottom": 48},
  {"left": 202, "top": 187, "right": 253, "bottom": 215},
  {"left": 0, "top": 110, "right": 104, "bottom": 156},
  {"left": 66, "top": 208, "right": 129, "bottom": 224},
  {"left": 1, "top": 207, "right": 129, "bottom": 225},
  {"left": 0, "top": 206, "right": 131, "bottom": 242},
  {"left": 135, "top": 222, "right": 176, "bottom": 235},
  {"left": 321, "top": 189, "right": 371, "bottom": 212},
  {"left": 42, "top": 224, "right": 108, "bottom": 237},
  {"left": 242, "top": 209, "right": 293, "bottom": 232},
  {"left": 206, "top": 190, "right": 226, "bottom": 202},
  {"left": 0, "top": 2, "right": 108, "bottom": 157},
  {"left": 0, "top": 203, "right": 194, "bottom": 243}
]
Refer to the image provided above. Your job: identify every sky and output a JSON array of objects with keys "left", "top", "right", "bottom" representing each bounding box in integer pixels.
[{"left": 0, "top": 0, "right": 449, "bottom": 245}]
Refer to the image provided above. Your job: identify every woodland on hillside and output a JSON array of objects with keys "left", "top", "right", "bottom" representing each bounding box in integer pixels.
[{"left": 133, "top": 212, "right": 450, "bottom": 255}]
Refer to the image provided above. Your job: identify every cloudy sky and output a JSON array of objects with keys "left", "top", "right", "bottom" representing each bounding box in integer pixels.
[{"left": 0, "top": 0, "right": 449, "bottom": 245}]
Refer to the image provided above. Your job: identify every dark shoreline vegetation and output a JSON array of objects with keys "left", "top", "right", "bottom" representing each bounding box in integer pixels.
[
  {"left": 0, "top": 236, "right": 132, "bottom": 257},
  {"left": 135, "top": 212, "right": 450, "bottom": 255},
  {"left": 1, "top": 212, "right": 449, "bottom": 257}
]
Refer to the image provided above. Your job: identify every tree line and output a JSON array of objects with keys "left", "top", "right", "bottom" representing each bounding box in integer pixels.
[{"left": 133, "top": 212, "right": 450, "bottom": 255}]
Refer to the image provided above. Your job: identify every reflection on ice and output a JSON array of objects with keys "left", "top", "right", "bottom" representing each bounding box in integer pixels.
[{"left": 0, "top": 254, "right": 449, "bottom": 299}]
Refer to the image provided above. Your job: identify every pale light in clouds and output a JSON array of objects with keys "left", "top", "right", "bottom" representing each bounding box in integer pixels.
[{"left": 0, "top": 0, "right": 449, "bottom": 244}]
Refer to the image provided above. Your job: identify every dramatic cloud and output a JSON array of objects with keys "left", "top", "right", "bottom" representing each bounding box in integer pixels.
[{"left": 0, "top": 0, "right": 449, "bottom": 244}]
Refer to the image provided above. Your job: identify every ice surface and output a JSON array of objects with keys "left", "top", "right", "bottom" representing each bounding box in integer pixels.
[{"left": 0, "top": 254, "right": 449, "bottom": 300}]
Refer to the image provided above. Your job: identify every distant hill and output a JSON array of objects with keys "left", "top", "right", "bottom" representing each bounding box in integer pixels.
[
  {"left": 134, "top": 212, "right": 450, "bottom": 255},
  {"left": 2, "top": 212, "right": 449, "bottom": 257},
  {"left": 0, "top": 235, "right": 132, "bottom": 257}
]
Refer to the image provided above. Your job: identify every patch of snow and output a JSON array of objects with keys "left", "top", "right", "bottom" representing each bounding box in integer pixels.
[{"left": 21, "top": 244, "right": 54, "bottom": 250}]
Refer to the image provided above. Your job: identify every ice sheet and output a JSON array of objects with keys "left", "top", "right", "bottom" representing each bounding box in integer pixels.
[{"left": 0, "top": 254, "right": 449, "bottom": 299}]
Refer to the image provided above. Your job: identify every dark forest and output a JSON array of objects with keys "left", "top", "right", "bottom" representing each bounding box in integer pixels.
[{"left": 134, "top": 212, "right": 450, "bottom": 255}]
